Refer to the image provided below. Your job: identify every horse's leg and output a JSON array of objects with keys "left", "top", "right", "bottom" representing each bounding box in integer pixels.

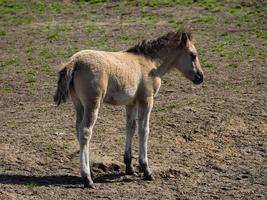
[
  {"left": 124, "top": 104, "right": 137, "bottom": 175},
  {"left": 79, "top": 99, "right": 100, "bottom": 188},
  {"left": 138, "top": 97, "right": 154, "bottom": 181},
  {"left": 70, "top": 89, "right": 84, "bottom": 142}
]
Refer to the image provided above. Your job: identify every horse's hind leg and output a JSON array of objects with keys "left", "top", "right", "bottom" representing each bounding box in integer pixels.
[
  {"left": 70, "top": 89, "right": 84, "bottom": 142},
  {"left": 79, "top": 99, "right": 100, "bottom": 188},
  {"left": 124, "top": 104, "right": 137, "bottom": 175}
]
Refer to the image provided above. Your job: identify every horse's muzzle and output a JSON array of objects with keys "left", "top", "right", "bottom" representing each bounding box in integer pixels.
[{"left": 193, "top": 71, "right": 204, "bottom": 85}]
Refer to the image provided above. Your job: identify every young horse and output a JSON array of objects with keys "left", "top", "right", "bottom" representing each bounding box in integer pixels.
[{"left": 54, "top": 31, "right": 204, "bottom": 188}]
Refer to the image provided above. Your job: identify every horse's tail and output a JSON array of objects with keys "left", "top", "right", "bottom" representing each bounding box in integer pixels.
[{"left": 53, "top": 60, "right": 76, "bottom": 106}]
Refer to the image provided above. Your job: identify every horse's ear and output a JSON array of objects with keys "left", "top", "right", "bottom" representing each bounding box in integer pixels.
[{"left": 180, "top": 32, "right": 189, "bottom": 48}]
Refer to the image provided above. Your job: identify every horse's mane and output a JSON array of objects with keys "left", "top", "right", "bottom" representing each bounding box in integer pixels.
[{"left": 126, "top": 31, "right": 192, "bottom": 59}]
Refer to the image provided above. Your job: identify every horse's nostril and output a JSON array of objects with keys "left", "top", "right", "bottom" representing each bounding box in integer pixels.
[{"left": 193, "top": 71, "right": 204, "bottom": 84}]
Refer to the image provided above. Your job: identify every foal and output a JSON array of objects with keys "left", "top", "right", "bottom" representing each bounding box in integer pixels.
[{"left": 54, "top": 31, "right": 204, "bottom": 188}]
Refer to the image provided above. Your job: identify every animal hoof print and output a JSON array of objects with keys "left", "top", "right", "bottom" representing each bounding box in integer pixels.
[
  {"left": 144, "top": 174, "right": 155, "bottom": 181},
  {"left": 83, "top": 177, "right": 95, "bottom": 189}
]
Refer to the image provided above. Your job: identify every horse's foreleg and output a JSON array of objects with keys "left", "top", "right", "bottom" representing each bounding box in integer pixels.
[
  {"left": 79, "top": 101, "right": 100, "bottom": 188},
  {"left": 138, "top": 97, "right": 154, "bottom": 181},
  {"left": 124, "top": 104, "right": 137, "bottom": 175}
]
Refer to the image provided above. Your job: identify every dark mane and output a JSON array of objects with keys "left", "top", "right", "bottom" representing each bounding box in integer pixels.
[{"left": 126, "top": 31, "right": 192, "bottom": 59}]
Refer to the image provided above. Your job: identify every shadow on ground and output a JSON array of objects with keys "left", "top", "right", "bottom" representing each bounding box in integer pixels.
[{"left": 0, "top": 173, "right": 132, "bottom": 187}]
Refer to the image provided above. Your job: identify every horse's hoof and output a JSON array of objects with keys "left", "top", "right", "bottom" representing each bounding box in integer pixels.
[
  {"left": 125, "top": 166, "right": 135, "bottom": 175},
  {"left": 144, "top": 174, "right": 155, "bottom": 181},
  {"left": 83, "top": 177, "right": 95, "bottom": 189}
]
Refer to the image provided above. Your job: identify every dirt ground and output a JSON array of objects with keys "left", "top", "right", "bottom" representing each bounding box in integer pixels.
[{"left": 0, "top": 1, "right": 266, "bottom": 199}]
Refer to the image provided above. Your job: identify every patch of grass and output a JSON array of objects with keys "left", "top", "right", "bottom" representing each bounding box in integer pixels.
[
  {"left": 162, "top": 75, "right": 174, "bottom": 86},
  {"left": 196, "top": 0, "right": 225, "bottom": 11},
  {"left": 0, "top": 30, "right": 6, "bottom": 36},
  {"left": 64, "top": 45, "right": 80, "bottom": 57},
  {"left": 168, "top": 19, "right": 176, "bottom": 24},
  {"left": 155, "top": 102, "right": 178, "bottom": 112},
  {"left": 31, "top": 133, "right": 41, "bottom": 138},
  {"left": 246, "top": 46, "right": 256, "bottom": 57},
  {"left": 204, "top": 63, "right": 214, "bottom": 68},
  {"left": 128, "top": 0, "right": 193, "bottom": 7},
  {"left": 120, "top": 35, "right": 129, "bottom": 41},
  {"left": 255, "top": 29, "right": 267, "bottom": 39},
  {"left": 210, "top": 42, "right": 225, "bottom": 55},
  {"left": 88, "top": 35, "right": 109, "bottom": 48},
  {"left": 209, "top": 32, "right": 257, "bottom": 61},
  {"left": 47, "top": 2, "right": 63, "bottom": 13},
  {"left": 0, "top": 59, "right": 17, "bottom": 68},
  {"left": 39, "top": 48, "right": 54, "bottom": 60},
  {"left": 78, "top": 0, "right": 106, "bottom": 4},
  {"left": 47, "top": 30, "right": 61, "bottom": 40},
  {"left": 140, "top": 13, "right": 159, "bottom": 24},
  {"left": 0, "top": 1, "right": 70, "bottom": 26},
  {"left": 39, "top": 64, "right": 52, "bottom": 73},
  {"left": 26, "top": 182, "right": 37, "bottom": 189},
  {"left": 90, "top": 9, "right": 97, "bottom": 14},
  {"left": 228, "top": 63, "right": 238, "bottom": 68},
  {"left": 244, "top": 79, "right": 252, "bottom": 85},
  {"left": 84, "top": 22, "right": 96, "bottom": 33},
  {"left": 38, "top": 25, "right": 66, "bottom": 41},
  {"left": 227, "top": 5, "right": 242, "bottom": 14},
  {"left": 26, "top": 69, "right": 37, "bottom": 84},
  {"left": 46, "top": 144, "right": 55, "bottom": 151},
  {"left": 222, "top": 32, "right": 246, "bottom": 44},
  {"left": 194, "top": 15, "right": 214, "bottom": 23},
  {"left": 201, "top": 59, "right": 215, "bottom": 68},
  {"left": 0, "top": 84, "right": 13, "bottom": 93},
  {"left": 223, "top": 48, "right": 243, "bottom": 59},
  {"left": 223, "top": 80, "right": 241, "bottom": 92}
]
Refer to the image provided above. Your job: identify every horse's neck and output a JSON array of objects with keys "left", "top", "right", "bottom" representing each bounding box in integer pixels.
[{"left": 154, "top": 48, "right": 179, "bottom": 77}]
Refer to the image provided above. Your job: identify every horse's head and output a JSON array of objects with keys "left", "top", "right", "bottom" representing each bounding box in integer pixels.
[{"left": 170, "top": 32, "right": 204, "bottom": 85}]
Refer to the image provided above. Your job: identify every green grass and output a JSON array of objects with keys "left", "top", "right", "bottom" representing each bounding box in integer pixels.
[
  {"left": 0, "top": 0, "right": 265, "bottom": 99},
  {"left": 46, "top": 144, "right": 56, "bottom": 151},
  {"left": 78, "top": 0, "right": 106, "bottom": 4},
  {"left": 37, "top": 25, "right": 67, "bottom": 41},
  {"left": 26, "top": 182, "right": 37, "bottom": 189},
  {"left": 0, "top": 30, "right": 6, "bottom": 36},
  {"left": 47, "top": 31, "right": 61, "bottom": 40},
  {"left": 39, "top": 48, "right": 54, "bottom": 60},
  {"left": 155, "top": 102, "right": 178, "bottom": 112},
  {"left": 84, "top": 22, "right": 96, "bottom": 33},
  {"left": 201, "top": 58, "right": 215, "bottom": 68},
  {"left": 0, "top": 59, "right": 17, "bottom": 68},
  {"left": 39, "top": 64, "right": 52, "bottom": 72},
  {"left": 194, "top": 15, "right": 214, "bottom": 23},
  {"left": 64, "top": 45, "right": 80, "bottom": 57},
  {"left": 255, "top": 29, "right": 267, "bottom": 39},
  {"left": 0, "top": 84, "right": 13, "bottom": 93},
  {"left": 26, "top": 69, "right": 37, "bottom": 84},
  {"left": 162, "top": 74, "right": 175, "bottom": 86},
  {"left": 223, "top": 80, "right": 241, "bottom": 92},
  {"left": 87, "top": 35, "right": 109, "bottom": 48}
]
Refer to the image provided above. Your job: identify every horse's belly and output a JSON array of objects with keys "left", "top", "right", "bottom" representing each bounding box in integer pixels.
[{"left": 103, "top": 89, "right": 137, "bottom": 105}]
